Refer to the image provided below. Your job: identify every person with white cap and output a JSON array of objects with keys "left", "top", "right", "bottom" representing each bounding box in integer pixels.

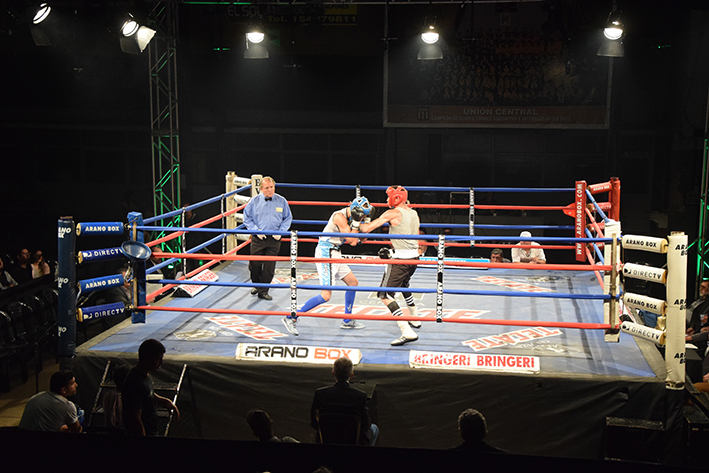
[{"left": 511, "top": 231, "right": 546, "bottom": 264}]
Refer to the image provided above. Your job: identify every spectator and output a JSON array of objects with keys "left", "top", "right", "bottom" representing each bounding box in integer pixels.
[
  {"left": 243, "top": 176, "right": 293, "bottom": 301},
  {"left": 30, "top": 249, "right": 51, "bottom": 279},
  {"left": 103, "top": 363, "right": 130, "bottom": 431},
  {"left": 511, "top": 231, "right": 546, "bottom": 264},
  {"left": 105, "top": 264, "right": 132, "bottom": 305},
  {"left": 686, "top": 330, "right": 709, "bottom": 392},
  {"left": 453, "top": 408, "right": 506, "bottom": 453},
  {"left": 0, "top": 255, "right": 18, "bottom": 290},
  {"left": 310, "top": 357, "right": 378, "bottom": 446},
  {"left": 490, "top": 248, "right": 510, "bottom": 263},
  {"left": 9, "top": 247, "right": 32, "bottom": 284},
  {"left": 687, "top": 280, "right": 709, "bottom": 336},
  {"left": 246, "top": 409, "right": 299, "bottom": 443},
  {"left": 19, "top": 370, "right": 82, "bottom": 433},
  {"left": 122, "top": 339, "right": 179, "bottom": 436}
]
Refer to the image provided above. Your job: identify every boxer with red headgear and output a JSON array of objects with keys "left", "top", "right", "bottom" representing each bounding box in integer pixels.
[{"left": 359, "top": 186, "right": 422, "bottom": 346}]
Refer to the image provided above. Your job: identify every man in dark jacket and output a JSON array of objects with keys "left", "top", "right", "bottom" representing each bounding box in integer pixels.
[{"left": 310, "top": 357, "right": 378, "bottom": 445}]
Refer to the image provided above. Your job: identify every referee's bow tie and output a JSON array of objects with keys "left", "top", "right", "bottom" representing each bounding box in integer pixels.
[{"left": 265, "top": 197, "right": 272, "bottom": 201}]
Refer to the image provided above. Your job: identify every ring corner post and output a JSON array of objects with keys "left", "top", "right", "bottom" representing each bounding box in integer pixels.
[
  {"left": 604, "top": 219, "right": 621, "bottom": 342},
  {"left": 57, "top": 217, "right": 77, "bottom": 370},
  {"left": 610, "top": 177, "right": 621, "bottom": 221},
  {"left": 665, "top": 231, "right": 688, "bottom": 390},
  {"left": 575, "top": 180, "right": 587, "bottom": 262},
  {"left": 128, "top": 212, "right": 147, "bottom": 324}
]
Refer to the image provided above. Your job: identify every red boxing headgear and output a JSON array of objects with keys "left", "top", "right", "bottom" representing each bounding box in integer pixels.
[{"left": 386, "top": 186, "right": 408, "bottom": 207}]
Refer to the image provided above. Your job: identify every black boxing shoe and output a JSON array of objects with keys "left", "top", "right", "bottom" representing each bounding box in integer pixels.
[
  {"left": 251, "top": 288, "right": 258, "bottom": 295},
  {"left": 258, "top": 293, "right": 273, "bottom": 301}
]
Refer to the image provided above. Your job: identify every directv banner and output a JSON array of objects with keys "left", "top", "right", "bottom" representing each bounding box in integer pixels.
[
  {"left": 77, "top": 302, "right": 127, "bottom": 322},
  {"left": 77, "top": 222, "right": 124, "bottom": 236},
  {"left": 77, "top": 247, "right": 123, "bottom": 264},
  {"left": 622, "top": 263, "right": 667, "bottom": 284},
  {"left": 79, "top": 274, "right": 125, "bottom": 293},
  {"left": 236, "top": 343, "right": 362, "bottom": 364},
  {"left": 409, "top": 350, "right": 540, "bottom": 374}
]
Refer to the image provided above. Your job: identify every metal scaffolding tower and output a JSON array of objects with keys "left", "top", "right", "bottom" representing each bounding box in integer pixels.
[{"left": 148, "top": 1, "right": 181, "bottom": 244}]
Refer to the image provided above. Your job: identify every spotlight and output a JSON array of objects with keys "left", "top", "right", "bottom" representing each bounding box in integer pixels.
[
  {"left": 246, "top": 26, "right": 265, "bottom": 44},
  {"left": 121, "top": 18, "right": 139, "bottom": 37},
  {"left": 421, "top": 25, "right": 439, "bottom": 44},
  {"left": 603, "top": 12, "right": 624, "bottom": 40},
  {"left": 597, "top": 11, "right": 624, "bottom": 58},
  {"left": 244, "top": 28, "right": 268, "bottom": 59},
  {"left": 118, "top": 14, "right": 155, "bottom": 54},
  {"left": 32, "top": 3, "right": 51, "bottom": 24}
]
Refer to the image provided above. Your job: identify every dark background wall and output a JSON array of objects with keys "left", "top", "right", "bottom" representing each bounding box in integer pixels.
[{"left": 1, "top": 0, "right": 708, "bottom": 274}]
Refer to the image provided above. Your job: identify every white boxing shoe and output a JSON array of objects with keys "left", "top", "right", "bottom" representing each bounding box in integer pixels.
[{"left": 391, "top": 320, "right": 418, "bottom": 346}]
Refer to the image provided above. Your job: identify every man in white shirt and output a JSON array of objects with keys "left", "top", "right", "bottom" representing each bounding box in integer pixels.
[{"left": 512, "top": 231, "right": 546, "bottom": 264}]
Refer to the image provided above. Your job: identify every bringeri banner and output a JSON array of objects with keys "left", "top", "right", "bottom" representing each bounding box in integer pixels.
[{"left": 409, "top": 350, "right": 540, "bottom": 374}]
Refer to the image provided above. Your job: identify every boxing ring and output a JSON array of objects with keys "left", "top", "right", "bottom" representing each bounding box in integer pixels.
[{"left": 58, "top": 175, "right": 688, "bottom": 460}]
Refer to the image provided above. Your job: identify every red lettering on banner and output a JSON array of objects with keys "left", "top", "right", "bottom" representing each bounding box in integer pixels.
[
  {"left": 473, "top": 276, "right": 553, "bottom": 293},
  {"left": 462, "top": 327, "right": 562, "bottom": 352},
  {"left": 206, "top": 315, "right": 286, "bottom": 340}
]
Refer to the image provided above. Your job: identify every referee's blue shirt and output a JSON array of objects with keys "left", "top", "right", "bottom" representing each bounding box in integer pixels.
[{"left": 243, "top": 193, "right": 293, "bottom": 233}]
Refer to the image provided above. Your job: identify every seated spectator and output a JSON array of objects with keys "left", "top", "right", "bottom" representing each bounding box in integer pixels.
[
  {"left": 19, "top": 370, "right": 82, "bottom": 433},
  {"left": 0, "top": 255, "right": 18, "bottom": 290},
  {"left": 310, "top": 357, "right": 378, "bottom": 446},
  {"left": 686, "top": 330, "right": 709, "bottom": 392},
  {"left": 103, "top": 363, "right": 130, "bottom": 431},
  {"left": 687, "top": 280, "right": 709, "bottom": 336},
  {"left": 489, "top": 248, "right": 510, "bottom": 263},
  {"left": 105, "top": 264, "right": 132, "bottom": 305},
  {"left": 511, "top": 231, "right": 546, "bottom": 264},
  {"left": 453, "top": 408, "right": 506, "bottom": 453},
  {"left": 30, "top": 249, "right": 51, "bottom": 279},
  {"left": 246, "top": 409, "right": 299, "bottom": 443},
  {"left": 9, "top": 247, "right": 32, "bottom": 284}
]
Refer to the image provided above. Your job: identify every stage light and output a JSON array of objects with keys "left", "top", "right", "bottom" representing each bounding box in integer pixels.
[
  {"left": 244, "top": 29, "right": 268, "bottom": 59},
  {"left": 32, "top": 3, "right": 51, "bottom": 25},
  {"left": 597, "top": 11, "right": 624, "bottom": 58},
  {"left": 246, "top": 26, "right": 265, "bottom": 44},
  {"left": 603, "top": 12, "right": 624, "bottom": 40},
  {"left": 121, "top": 19, "right": 139, "bottom": 37},
  {"left": 421, "top": 25, "right": 439, "bottom": 44},
  {"left": 118, "top": 13, "right": 155, "bottom": 54}
]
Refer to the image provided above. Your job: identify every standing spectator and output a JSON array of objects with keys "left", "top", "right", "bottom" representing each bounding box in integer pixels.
[
  {"left": 310, "top": 357, "right": 378, "bottom": 446},
  {"left": 246, "top": 409, "right": 299, "bottom": 443},
  {"left": 511, "top": 231, "right": 546, "bottom": 264},
  {"left": 0, "top": 255, "right": 18, "bottom": 290},
  {"left": 122, "top": 339, "right": 179, "bottom": 436},
  {"left": 359, "top": 185, "right": 421, "bottom": 345},
  {"left": 453, "top": 408, "right": 506, "bottom": 453},
  {"left": 9, "top": 247, "right": 32, "bottom": 284},
  {"left": 243, "top": 177, "right": 293, "bottom": 301},
  {"left": 19, "top": 370, "right": 82, "bottom": 433},
  {"left": 30, "top": 249, "right": 51, "bottom": 279}
]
